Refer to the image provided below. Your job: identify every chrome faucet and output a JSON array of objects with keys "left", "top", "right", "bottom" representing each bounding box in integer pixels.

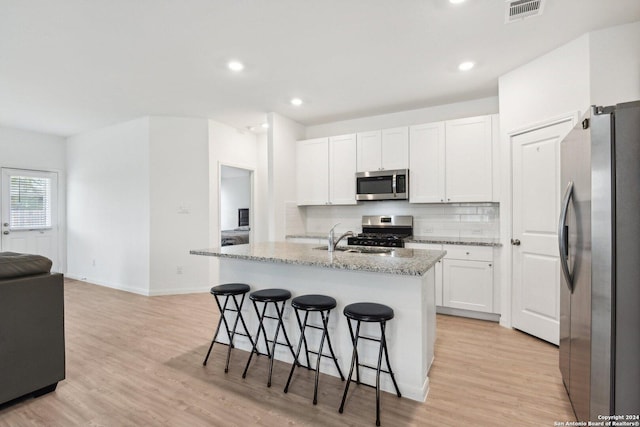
[{"left": 328, "top": 223, "right": 353, "bottom": 252}]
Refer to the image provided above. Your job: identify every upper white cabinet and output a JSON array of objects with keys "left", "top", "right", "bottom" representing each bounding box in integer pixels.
[
  {"left": 296, "top": 134, "right": 357, "bottom": 206},
  {"left": 329, "top": 134, "right": 358, "bottom": 205},
  {"left": 444, "top": 115, "right": 493, "bottom": 202},
  {"left": 296, "top": 137, "right": 329, "bottom": 206},
  {"left": 409, "top": 122, "right": 446, "bottom": 203},
  {"left": 356, "top": 130, "right": 381, "bottom": 172},
  {"left": 410, "top": 115, "right": 495, "bottom": 203},
  {"left": 357, "top": 127, "right": 409, "bottom": 172}
]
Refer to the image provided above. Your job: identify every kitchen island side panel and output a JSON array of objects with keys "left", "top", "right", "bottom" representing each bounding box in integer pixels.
[{"left": 217, "top": 257, "right": 434, "bottom": 402}]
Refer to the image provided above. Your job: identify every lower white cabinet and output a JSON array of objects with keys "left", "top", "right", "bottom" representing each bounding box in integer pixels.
[
  {"left": 406, "top": 242, "right": 495, "bottom": 315},
  {"left": 442, "top": 258, "right": 493, "bottom": 313}
]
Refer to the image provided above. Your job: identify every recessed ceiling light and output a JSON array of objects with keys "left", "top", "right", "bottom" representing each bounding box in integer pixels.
[
  {"left": 449, "top": 0, "right": 466, "bottom": 4},
  {"left": 261, "top": 123, "right": 269, "bottom": 129},
  {"left": 290, "top": 98, "right": 303, "bottom": 106},
  {"left": 228, "top": 61, "right": 244, "bottom": 72},
  {"left": 458, "top": 61, "right": 475, "bottom": 71}
]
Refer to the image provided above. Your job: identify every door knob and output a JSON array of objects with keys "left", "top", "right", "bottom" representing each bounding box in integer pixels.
[
  {"left": 3, "top": 231, "right": 9, "bottom": 235},
  {"left": 2, "top": 223, "right": 8, "bottom": 227},
  {"left": 511, "top": 238, "right": 521, "bottom": 246}
]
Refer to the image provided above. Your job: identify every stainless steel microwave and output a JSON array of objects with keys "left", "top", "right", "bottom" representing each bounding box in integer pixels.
[{"left": 355, "top": 169, "right": 409, "bottom": 201}]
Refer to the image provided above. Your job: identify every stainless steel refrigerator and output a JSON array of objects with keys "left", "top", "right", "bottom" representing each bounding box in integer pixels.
[{"left": 559, "top": 101, "right": 640, "bottom": 421}]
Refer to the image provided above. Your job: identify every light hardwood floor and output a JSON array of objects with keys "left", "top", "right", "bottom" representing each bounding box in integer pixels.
[{"left": 0, "top": 279, "right": 575, "bottom": 426}]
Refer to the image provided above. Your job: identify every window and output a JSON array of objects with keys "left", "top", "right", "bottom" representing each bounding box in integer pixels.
[{"left": 9, "top": 175, "right": 52, "bottom": 229}]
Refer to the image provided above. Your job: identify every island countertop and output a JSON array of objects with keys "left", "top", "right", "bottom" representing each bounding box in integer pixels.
[{"left": 190, "top": 242, "right": 445, "bottom": 276}]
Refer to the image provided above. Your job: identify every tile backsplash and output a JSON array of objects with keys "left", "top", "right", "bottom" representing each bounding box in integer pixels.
[{"left": 296, "top": 201, "right": 499, "bottom": 238}]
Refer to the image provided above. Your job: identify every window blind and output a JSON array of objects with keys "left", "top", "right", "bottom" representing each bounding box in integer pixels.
[{"left": 9, "top": 175, "right": 52, "bottom": 229}]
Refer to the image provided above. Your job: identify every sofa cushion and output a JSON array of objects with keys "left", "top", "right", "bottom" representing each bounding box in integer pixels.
[{"left": 0, "top": 252, "right": 52, "bottom": 279}]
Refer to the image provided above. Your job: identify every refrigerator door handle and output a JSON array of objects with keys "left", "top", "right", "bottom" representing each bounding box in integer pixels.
[{"left": 558, "top": 181, "right": 574, "bottom": 292}]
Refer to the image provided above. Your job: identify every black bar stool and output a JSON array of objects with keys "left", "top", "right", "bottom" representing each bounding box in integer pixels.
[
  {"left": 242, "top": 288, "right": 297, "bottom": 387},
  {"left": 283, "top": 294, "right": 345, "bottom": 404},
  {"left": 338, "top": 302, "right": 401, "bottom": 426},
  {"left": 203, "top": 283, "right": 255, "bottom": 373}
]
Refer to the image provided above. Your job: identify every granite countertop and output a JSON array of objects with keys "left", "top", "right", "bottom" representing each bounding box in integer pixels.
[
  {"left": 191, "top": 242, "right": 446, "bottom": 276},
  {"left": 407, "top": 236, "right": 502, "bottom": 247},
  {"left": 286, "top": 233, "right": 502, "bottom": 247}
]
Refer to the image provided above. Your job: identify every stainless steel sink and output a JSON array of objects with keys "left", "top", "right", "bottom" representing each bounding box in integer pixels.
[{"left": 313, "top": 246, "right": 393, "bottom": 255}]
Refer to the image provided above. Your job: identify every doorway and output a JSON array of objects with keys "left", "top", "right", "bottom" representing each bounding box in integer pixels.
[
  {"left": 1, "top": 168, "right": 60, "bottom": 271},
  {"left": 219, "top": 165, "right": 252, "bottom": 246}
]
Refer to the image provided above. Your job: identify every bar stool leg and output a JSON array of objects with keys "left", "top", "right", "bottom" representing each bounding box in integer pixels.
[
  {"left": 312, "top": 310, "right": 329, "bottom": 405},
  {"left": 381, "top": 322, "right": 401, "bottom": 398},
  {"left": 267, "top": 301, "right": 296, "bottom": 387},
  {"left": 322, "top": 310, "right": 345, "bottom": 381},
  {"left": 203, "top": 294, "right": 231, "bottom": 366},
  {"left": 299, "top": 311, "right": 312, "bottom": 369},
  {"left": 230, "top": 292, "right": 257, "bottom": 351},
  {"left": 339, "top": 319, "right": 361, "bottom": 414},
  {"left": 375, "top": 322, "right": 386, "bottom": 426},
  {"left": 221, "top": 295, "right": 244, "bottom": 373},
  {"left": 242, "top": 301, "right": 270, "bottom": 379},
  {"left": 284, "top": 308, "right": 309, "bottom": 393}
]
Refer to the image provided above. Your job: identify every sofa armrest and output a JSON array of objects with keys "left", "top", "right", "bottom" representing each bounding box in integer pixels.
[{"left": 0, "top": 273, "right": 65, "bottom": 404}]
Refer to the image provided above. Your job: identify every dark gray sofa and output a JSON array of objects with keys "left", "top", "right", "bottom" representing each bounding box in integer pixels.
[{"left": 0, "top": 252, "right": 65, "bottom": 405}]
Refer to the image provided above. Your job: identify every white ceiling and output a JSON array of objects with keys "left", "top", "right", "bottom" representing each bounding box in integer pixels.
[{"left": 1, "top": 0, "right": 639, "bottom": 137}]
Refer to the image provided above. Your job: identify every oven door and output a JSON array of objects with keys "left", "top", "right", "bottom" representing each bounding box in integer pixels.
[{"left": 356, "top": 169, "right": 408, "bottom": 201}]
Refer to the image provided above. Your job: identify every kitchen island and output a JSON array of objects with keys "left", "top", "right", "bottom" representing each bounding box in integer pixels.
[{"left": 191, "top": 242, "right": 445, "bottom": 402}]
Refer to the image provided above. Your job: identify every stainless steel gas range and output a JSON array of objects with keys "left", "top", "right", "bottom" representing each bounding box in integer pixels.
[{"left": 347, "top": 215, "right": 413, "bottom": 248}]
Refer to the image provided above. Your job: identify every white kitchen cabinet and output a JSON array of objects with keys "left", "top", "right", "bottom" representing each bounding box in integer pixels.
[
  {"left": 409, "top": 122, "right": 446, "bottom": 203},
  {"left": 381, "top": 127, "right": 409, "bottom": 170},
  {"left": 442, "top": 244, "right": 494, "bottom": 313},
  {"left": 357, "top": 127, "right": 408, "bottom": 172},
  {"left": 444, "top": 115, "right": 493, "bottom": 202},
  {"left": 296, "top": 134, "right": 357, "bottom": 206},
  {"left": 296, "top": 137, "right": 329, "bottom": 205},
  {"left": 329, "top": 134, "right": 358, "bottom": 205},
  {"left": 356, "top": 130, "right": 381, "bottom": 172},
  {"left": 406, "top": 242, "right": 496, "bottom": 315}
]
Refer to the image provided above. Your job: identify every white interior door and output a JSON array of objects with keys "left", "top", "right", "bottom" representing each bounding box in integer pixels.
[
  {"left": 1, "top": 168, "right": 59, "bottom": 271},
  {"left": 511, "top": 118, "right": 574, "bottom": 345}
]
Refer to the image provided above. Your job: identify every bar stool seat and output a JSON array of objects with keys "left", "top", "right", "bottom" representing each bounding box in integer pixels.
[
  {"left": 250, "top": 288, "right": 291, "bottom": 302},
  {"left": 284, "top": 294, "right": 344, "bottom": 404},
  {"left": 211, "top": 283, "right": 251, "bottom": 296},
  {"left": 243, "top": 288, "right": 296, "bottom": 387},
  {"left": 344, "top": 302, "right": 394, "bottom": 322},
  {"left": 291, "top": 294, "right": 337, "bottom": 311},
  {"left": 339, "top": 302, "right": 401, "bottom": 426},
  {"left": 203, "top": 283, "right": 254, "bottom": 373}
]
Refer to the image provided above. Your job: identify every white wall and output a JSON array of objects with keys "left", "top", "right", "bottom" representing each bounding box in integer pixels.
[
  {"left": 590, "top": 21, "right": 640, "bottom": 106},
  {"left": 66, "top": 118, "right": 151, "bottom": 294},
  {"left": 220, "top": 175, "right": 250, "bottom": 230},
  {"left": 268, "top": 113, "right": 305, "bottom": 241},
  {"left": 0, "top": 126, "right": 67, "bottom": 270},
  {"left": 305, "top": 97, "right": 499, "bottom": 138},
  {"left": 148, "top": 116, "right": 210, "bottom": 295},
  {"left": 499, "top": 34, "right": 591, "bottom": 135},
  {"left": 254, "top": 133, "right": 269, "bottom": 243}
]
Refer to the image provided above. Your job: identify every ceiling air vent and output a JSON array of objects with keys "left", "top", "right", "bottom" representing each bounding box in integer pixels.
[{"left": 505, "top": 0, "right": 545, "bottom": 23}]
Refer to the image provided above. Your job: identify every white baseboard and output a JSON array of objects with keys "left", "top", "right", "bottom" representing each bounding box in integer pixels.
[{"left": 65, "top": 273, "right": 149, "bottom": 296}]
